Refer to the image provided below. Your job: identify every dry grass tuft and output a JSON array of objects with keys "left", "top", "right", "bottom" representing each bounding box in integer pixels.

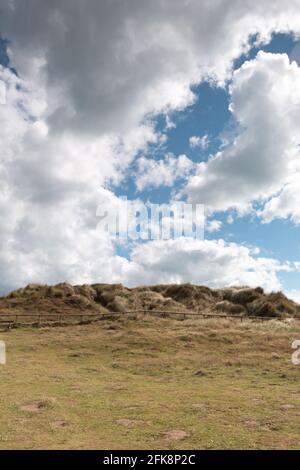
[{"left": 0, "top": 283, "right": 298, "bottom": 322}]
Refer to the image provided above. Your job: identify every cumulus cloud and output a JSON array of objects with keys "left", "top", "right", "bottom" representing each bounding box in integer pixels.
[
  {"left": 260, "top": 175, "right": 300, "bottom": 224},
  {"left": 123, "top": 238, "right": 295, "bottom": 291},
  {"left": 136, "top": 154, "right": 195, "bottom": 191},
  {"left": 0, "top": 1, "right": 300, "bottom": 292},
  {"left": 205, "top": 219, "right": 222, "bottom": 233},
  {"left": 189, "top": 135, "right": 209, "bottom": 150},
  {"left": 1, "top": 0, "right": 300, "bottom": 135},
  {"left": 0, "top": 66, "right": 157, "bottom": 293},
  {"left": 184, "top": 52, "right": 300, "bottom": 216}
]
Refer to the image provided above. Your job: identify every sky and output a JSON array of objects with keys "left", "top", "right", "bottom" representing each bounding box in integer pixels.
[{"left": 0, "top": 1, "right": 300, "bottom": 299}]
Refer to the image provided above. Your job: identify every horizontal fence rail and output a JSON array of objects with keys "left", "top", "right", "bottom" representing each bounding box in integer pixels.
[{"left": 0, "top": 308, "right": 295, "bottom": 329}]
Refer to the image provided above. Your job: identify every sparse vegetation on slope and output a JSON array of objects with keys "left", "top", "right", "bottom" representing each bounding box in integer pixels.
[{"left": 0, "top": 282, "right": 299, "bottom": 319}]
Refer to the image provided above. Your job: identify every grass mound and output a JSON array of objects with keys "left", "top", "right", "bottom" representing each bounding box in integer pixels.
[{"left": 0, "top": 282, "right": 298, "bottom": 319}]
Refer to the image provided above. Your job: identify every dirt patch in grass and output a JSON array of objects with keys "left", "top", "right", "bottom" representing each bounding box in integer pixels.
[
  {"left": 163, "top": 430, "right": 189, "bottom": 442},
  {"left": 20, "top": 399, "right": 55, "bottom": 413},
  {"left": 116, "top": 419, "right": 145, "bottom": 427},
  {"left": 244, "top": 420, "right": 259, "bottom": 428},
  {"left": 51, "top": 421, "right": 69, "bottom": 428}
]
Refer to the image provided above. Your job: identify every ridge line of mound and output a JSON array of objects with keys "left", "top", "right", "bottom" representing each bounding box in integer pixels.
[{"left": 0, "top": 283, "right": 299, "bottom": 319}]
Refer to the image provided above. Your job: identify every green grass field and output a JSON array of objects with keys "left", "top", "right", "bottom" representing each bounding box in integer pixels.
[{"left": 0, "top": 315, "right": 299, "bottom": 449}]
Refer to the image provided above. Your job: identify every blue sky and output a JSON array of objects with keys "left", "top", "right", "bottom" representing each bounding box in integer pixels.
[
  {"left": 111, "top": 33, "right": 300, "bottom": 294},
  {"left": 1, "top": 1, "right": 300, "bottom": 296}
]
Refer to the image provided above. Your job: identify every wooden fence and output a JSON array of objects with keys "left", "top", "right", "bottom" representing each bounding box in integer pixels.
[{"left": 0, "top": 308, "right": 288, "bottom": 329}]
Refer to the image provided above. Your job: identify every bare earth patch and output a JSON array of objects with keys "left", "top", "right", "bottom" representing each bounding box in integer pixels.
[
  {"left": 116, "top": 418, "right": 144, "bottom": 427},
  {"left": 107, "top": 383, "right": 128, "bottom": 391},
  {"left": 244, "top": 420, "right": 259, "bottom": 428},
  {"left": 280, "top": 404, "right": 295, "bottom": 411},
  {"left": 20, "top": 399, "right": 54, "bottom": 413},
  {"left": 51, "top": 421, "right": 69, "bottom": 428},
  {"left": 163, "top": 430, "right": 189, "bottom": 441}
]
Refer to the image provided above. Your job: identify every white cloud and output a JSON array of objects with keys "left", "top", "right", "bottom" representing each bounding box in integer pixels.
[
  {"left": 227, "top": 214, "right": 235, "bottom": 224},
  {"left": 0, "top": 1, "right": 300, "bottom": 292},
  {"left": 206, "top": 219, "right": 222, "bottom": 233},
  {"left": 260, "top": 172, "right": 300, "bottom": 223},
  {"left": 285, "top": 289, "right": 300, "bottom": 303},
  {"left": 123, "top": 238, "right": 295, "bottom": 291},
  {"left": 0, "top": 67, "right": 157, "bottom": 293},
  {"left": 165, "top": 115, "right": 176, "bottom": 130},
  {"left": 184, "top": 52, "right": 300, "bottom": 216},
  {"left": 2, "top": 1, "right": 300, "bottom": 136},
  {"left": 136, "top": 154, "right": 195, "bottom": 191},
  {"left": 189, "top": 135, "right": 209, "bottom": 150}
]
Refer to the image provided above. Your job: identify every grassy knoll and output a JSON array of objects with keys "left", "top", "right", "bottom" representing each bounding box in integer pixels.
[{"left": 0, "top": 315, "right": 299, "bottom": 449}]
